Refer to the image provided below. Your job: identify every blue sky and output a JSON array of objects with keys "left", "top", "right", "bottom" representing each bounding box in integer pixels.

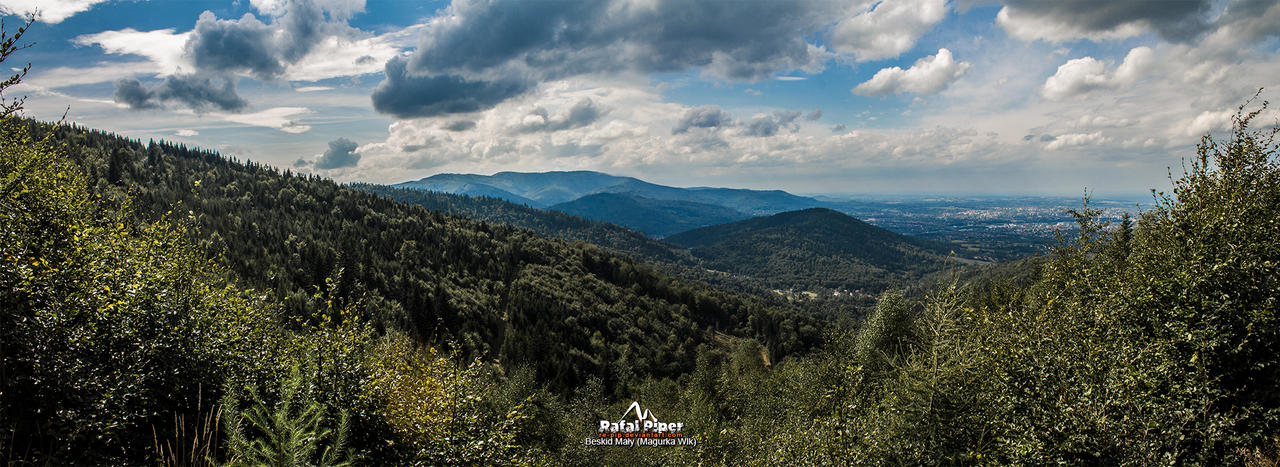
[{"left": 3, "top": 0, "right": 1278, "bottom": 195}]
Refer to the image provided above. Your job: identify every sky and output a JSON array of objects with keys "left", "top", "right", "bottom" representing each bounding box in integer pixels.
[{"left": 2, "top": 0, "right": 1278, "bottom": 196}]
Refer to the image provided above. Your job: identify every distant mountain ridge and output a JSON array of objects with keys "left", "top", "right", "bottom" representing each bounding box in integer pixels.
[
  {"left": 549, "top": 193, "right": 750, "bottom": 237},
  {"left": 395, "top": 170, "right": 821, "bottom": 216}
]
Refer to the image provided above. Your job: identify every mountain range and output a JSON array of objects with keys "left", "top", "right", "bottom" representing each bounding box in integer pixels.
[{"left": 396, "top": 170, "right": 822, "bottom": 222}]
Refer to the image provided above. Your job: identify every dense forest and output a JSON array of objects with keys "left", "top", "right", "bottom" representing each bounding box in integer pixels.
[
  {"left": 666, "top": 208, "right": 970, "bottom": 293},
  {"left": 37, "top": 120, "right": 828, "bottom": 393},
  {"left": 4, "top": 20, "right": 1280, "bottom": 463},
  {"left": 548, "top": 192, "right": 750, "bottom": 237},
  {"left": 353, "top": 183, "right": 702, "bottom": 269}
]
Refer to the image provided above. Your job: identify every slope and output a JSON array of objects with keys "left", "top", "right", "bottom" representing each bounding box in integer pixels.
[
  {"left": 548, "top": 192, "right": 750, "bottom": 237},
  {"left": 35, "top": 121, "right": 822, "bottom": 393},
  {"left": 666, "top": 208, "right": 969, "bottom": 293}
]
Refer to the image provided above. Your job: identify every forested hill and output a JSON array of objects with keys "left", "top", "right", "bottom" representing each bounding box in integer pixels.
[
  {"left": 355, "top": 183, "right": 807, "bottom": 300},
  {"left": 548, "top": 192, "right": 750, "bottom": 237},
  {"left": 354, "top": 183, "right": 700, "bottom": 267},
  {"left": 32, "top": 120, "right": 822, "bottom": 393},
  {"left": 666, "top": 208, "right": 970, "bottom": 292}
]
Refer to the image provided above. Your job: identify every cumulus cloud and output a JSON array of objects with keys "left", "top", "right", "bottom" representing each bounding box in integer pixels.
[
  {"left": 374, "top": 0, "right": 840, "bottom": 118},
  {"left": 995, "top": 0, "right": 1212, "bottom": 42},
  {"left": 313, "top": 137, "right": 361, "bottom": 169},
  {"left": 742, "top": 111, "right": 801, "bottom": 137},
  {"left": 852, "top": 48, "right": 970, "bottom": 96},
  {"left": 673, "top": 106, "right": 736, "bottom": 134},
  {"left": 804, "top": 109, "right": 823, "bottom": 121},
  {"left": 443, "top": 120, "right": 477, "bottom": 132},
  {"left": 184, "top": 0, "right": 367, "bottom": 80},
  {"left": 185, "top": 12, "right": 284, "bottom": 80},
  {"left": 371, "top": 57, "right": 529, "bottom": 119},
  {"left": 518, "top": 98, "right": 608, "bottom": 133},
  {"left": 113, "top": 75, "right": 248, "bottom": 112},
  {"left": 830, "top": 0, "right": 948, "bottom": 61},
  {"left": 1183, "top": 109, "right": 1234, "bottom": 137},
  {"left": 97, "top": 0, "right": 373, "bottom": 112},
  {"left": 0, "top": 0, "right": 110, "bottom": 23},
  {"left": 1040, "top": 46, "right": 1153, "bottom": 100},
  {"left": 113, "top": 78, "right": 159, "bottom": 110},
  {"left": 158, "top": 74, "right": 248, "bottom": 112},
  {"left": 1043, "top": 131, "right": 1108, "bottom": 150}
]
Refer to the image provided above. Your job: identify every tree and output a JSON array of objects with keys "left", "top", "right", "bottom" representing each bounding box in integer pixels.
[{"left": 0, "top": 15, "right": 33, "bottom": 118}]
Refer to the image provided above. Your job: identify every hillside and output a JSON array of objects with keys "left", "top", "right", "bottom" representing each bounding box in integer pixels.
[
  {"left": 354, "top": 184, "right": 700, "bottom": 266},
  {"left": 549, "top": 192, "right": 750, "bottom": 237},
  {"left": 396, "top": 170, "right": 821, "bottom": 214},
  {"left": 666, "top": 208, "right": 969, "bottom": 293},
  {"left": 30, "top": 121, "right": 822, "bottom": 393}
]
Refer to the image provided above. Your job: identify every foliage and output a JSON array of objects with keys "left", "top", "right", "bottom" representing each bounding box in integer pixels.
[
  {"left": 23, "top": 120, "right": 822, "bottom": 394},
  {"left": 366, "top": 335, "right": 544, "bottom": 465},
  {"left": 665, "top": 207, "right": 967, "bottom": 293},
  {"left": 0, "top": 120, "right": 287, "bottom": 462},
  {"left": 0, "top": 15, "right": 31, "bottom": 118},
  {"left": 634, "top": 97, "right": 1280, "bottom": 465},
  {"left": 221, "top": 368, "right": 352, "bottom": 467}
]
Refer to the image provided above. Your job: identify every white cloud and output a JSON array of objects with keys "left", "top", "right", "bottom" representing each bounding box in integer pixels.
[
  {"left": 212, "top": 106, "right": 314, "bottom": 133},
  {"left": 73, "top": 28, "right": 190, "bottom": 76},
  {"left": 75, "top": 25, "right": 403, "bottom": 84},
  {"left": 1044, "top": 131, "right": 1108, "bottom": 150},
  {"left": 282, "top": 34, "right": 401, "bottom": 81},
  {"left": 1040, "top": 46, "right": 1153, "bottom": 101},
  {"left": 176, "top": 129, "right": 199, "bottom": 136},
  {"left": 346, "top": 77, "right": 1022, "bottom": 189},
  {"left": 0, "top": 0, "right": 109, "bottom": 23},
  {"left": 250, "top": 0, "right": 365, "bottom": 20},
  {"left": 852, "top": 48, "right": 970, "bottom": 96},
  {"left": 830, "top": 0, "right": 948, "bottom": 61},
  {"left": 995, "top": 6, "right": 1148, "bottom": 43},
  {"left": 25, "top": 61, "right": 153, "bottom": 89},
  {"left": 1182, "top": 109, "right": 1234, "bottom": 137}
]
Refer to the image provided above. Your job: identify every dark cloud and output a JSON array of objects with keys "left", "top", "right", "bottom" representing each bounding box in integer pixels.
[
  {"left": 443, "top": 120, "right": 477, "bottom": 132},
  {"left": 999, "top": 0, "right": 1212, "bottom": 41},
  {"left": 113, "top": 78, "right": 159, "bottom": 109},
  {"left": 804, "top": 109, "right": 823, "bottom": 121},
  {"left": 156, "top": 74, "right": 248, "bottom": 112},
  {"left": 673, "top": 106, "right": 736, "bottom": 134},
  {"left": 519, "top": 98, "right": 608, "bottom": 133},
  {"left": 184, "top": 1, "right": 357, "bottom": 80},
  {"left": 831, "top": 124, "right": 848, "bottom": 132},
  {"left": 113, "top": 74, "right": 248, "bottom": 112},
  {"left": 742, "top": 110, "right": 802, "bottom": 137},
  {"left": 186, "top": 11, "right": 284, "bottom": 80},
  {"left": 371, "top": 57, "right": 529, "bottom": 119},
  {"left": 375, "top": 0, "right": 836, "bottom": 118},
  {"left": 314, "top": 137, "right": 360, "bottom": 169},
  {"left": 277, "top": 0, "right": 326, "bottom": 62},
  {"left": 1217, "top": 0, "right": 1280, "bottom": 44},
  {"left": 118, "top": 0, "right": 361, "bottom": 113}
]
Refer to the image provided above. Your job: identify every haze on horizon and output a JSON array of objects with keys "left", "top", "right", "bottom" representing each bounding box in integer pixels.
[{"left": 4, "top": 0, "right": 1278, "bottom": 196}]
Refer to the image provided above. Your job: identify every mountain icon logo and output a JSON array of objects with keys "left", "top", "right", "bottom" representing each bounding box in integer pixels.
[{"left": 598, "top": 401, "right": 684, "bottom": 436}]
